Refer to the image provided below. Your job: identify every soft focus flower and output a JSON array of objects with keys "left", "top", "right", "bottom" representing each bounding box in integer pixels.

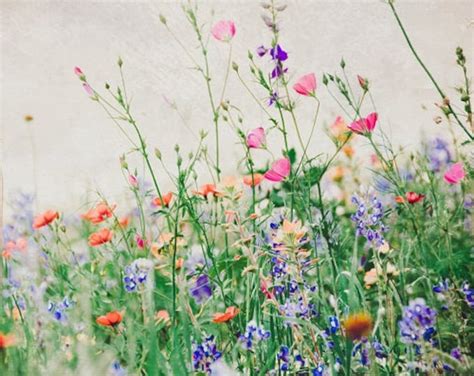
[
  {"left": 351, "top": 191, "right": 387, "bottom": 247},
  {"left": 88, "top": 228, "right": 113, "bottom": 247},
  {"left": 123, "top": 258, "right": 153, "bottom": 292},
  {"left": 118, "top": 216, "right": 130, "bottom": 228},
  {"left": 212, "top": 306, "right": 239, "bottom": 323},
  {"left": 238, "top": 321, "right": 270, "bottom": 349},
  {"left": 243, "top": 173, "right": 263, "bottom": 187},
  {"left": 357, "top": 75, "right": 368, "bottom": 90},
  {"left": 0, "top": 333, "right": 15, "bottom": 349},
  {"left": 211, "top": 20, "right": 236, "bottom": 42},
  {"left": 135, "top": 234, "right": 146, "bottom": 249},
  {"left": 152, "top": 192, "right": 173, "bottom": 207},
  {"left": 264, "top": 158, "right": 290, "bottom": 182},
  {"left": 193, "top": 183, "right": 218, "bottom": 198},
  {"left": 293, "top": 73, "right": 316, "bottom": 96},
  {"left": 399, "top": 298, "right": 437, "bottom": 345},
  {"left": 82, "top": 203, "right": 115, "bottom": 224},
  {"left": 246, "top": 127, "right": 266, "bottom": 149},
  {"left": 190, "top": 274, "right": 213, "bottom": 304},
  {"left": 128, "top": 174, "right": 138, "bottom": 187},
  {"left": 406, "top": 191, "right": 425, "bottom": 204},
  {"left": 74, "top": 66, "right": 84, "bottom": 78},
  {"left": 48, "top": 297, "right": 73, "bottom": 322},
  {"left": 428, "top": 138, "right": 451, "bottom": 172},
  {"left": 348, "top": 112, "right": 378, "bottom": 135},
  {"left": 343, "top": 312, "right": 373, "bottom": 340},
  {"left": 330, "top": 116, "right": 349, "bottom": 142},
  {"left": 443, "top": 162, "right": 465, "bottom": 184},
  {"left": 156, "top": 310, "right": 170, "bottom": 325},
  {"left": 96, "top": 311, "right": 122, "bottom": 327},
  {"left": 33, "top": 210, "right": 59, "bottom": 229},
  {"left": 192, "top": 335, "right": 222, "bottom": 373}
]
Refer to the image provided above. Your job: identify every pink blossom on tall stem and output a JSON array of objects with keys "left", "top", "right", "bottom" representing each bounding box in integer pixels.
[
  {"left": 74, "top": 66, "right": 84, "bottom": 78},
  {"left": 246, "top": 127, "right": 266, "bottom": 149},
  {"left": 293, "top": 73, "right": 317, "bottom": 96},
  {"left": 135, "top": 234, "right": 146, "bottom": 249},
  {"left": 128, "top": 174, "right": 138, "bottom": 188},
  {"left": 443, "top": 162, "right": 465, "bottom": 184},
  {"left": 211, "top": 20, "right": 236, "bottom": 42},
  {"left": 348, "top": 112, "right": 378, "bottom": 135},
  {"left": 264, "top": 158, "right": 291, "bottom": 182},
  {"left": 82, "top": 83, "right": 94, "bottom": 97}
]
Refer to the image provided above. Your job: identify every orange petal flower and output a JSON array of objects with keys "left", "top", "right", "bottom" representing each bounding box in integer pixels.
[
  {"left": 88, "top": 228, "right": 113, "bottom": 247},
  {"left": 152, "top": 192, "right": 173, "bottom": 207},
  {"left": 212, "top": 306, "right": 240, "bottom": 323},
  {"left": 0, "top": 333, "right": 15, "bottom": 349},
  {"left": 193, "top": 184, "right": 217, "bottom": 197},
  {"left": 96, "top": 311, "right": 122, "bottom": 327},
  {"left": 243, "top": 173, "right": 263, "bottom": 187},
  {"left": 33, "top": 210, "right": 59, "bottom": 229},
  {"left": 118, "top": 216, "right": 130, "bottom": 228},
  {"left": 81, "top": 203, "right": 116, "bottom": 224},
  {"left": 343, "top": 312, "right": 373, "bottom": 340}
]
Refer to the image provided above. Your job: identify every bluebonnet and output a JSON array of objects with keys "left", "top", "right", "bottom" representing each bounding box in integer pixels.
[
  {"left": 192, "top": 335, "right": 222, "bottom": 373},
  {"left": 353, "top": 338, "right": 387, "bottom": 366},
  {"left": 238, "top": 320, "right": 270, "bottom": 350},
  {"left": 351, "top": 191, "right": 387, "bottom": 247},
  {"left": 461, "top": 282, "right": 474, "bottom": 308},
  {"left": 190, "top": 274, "right": 212, "bottom": 304},
  {"left": 48, "top": 297, "right": 73, "bottom": 322},
  {"left": 432, "top": 279, "right": 449, "bottom": 294},
  {"left": 277, "top": 346, "right": 290, "bottom": 371},
  {"left": 328, "top": 316, "right": 339, "bottom": 334},
  {"left": 399, "top": 298, "right": 437, "bottom": 346},
  {"left": 123, "top": 258, "right": 153, "bottom": 292},
  {"left": 312, "top": 363, "right": 325, "bottom": 376}
]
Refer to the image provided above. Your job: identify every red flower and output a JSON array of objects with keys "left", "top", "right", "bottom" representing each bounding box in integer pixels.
[
  {"left": 33, "top": 210, "right": 59, "bottom": 229},
  {"left": 0, "top": 333, "right": 15, "bottom": 349},
  {"left": 81, "top": 203, "right": 115, "bottom": 224},
  {"left": 212, "top": 306, "right": 240, "bottom": 323},
  {"left": 152, "top": 192, "right": 173, "bottom": 207},
  {"left": 96, "top": 311, "right": 122, "bottom": 327},
  {"left": 406, "top": 191, "right": 425, "bottom": 204},
  {"left": 88, "top": 228, "right": 113, "bottom": 247}
]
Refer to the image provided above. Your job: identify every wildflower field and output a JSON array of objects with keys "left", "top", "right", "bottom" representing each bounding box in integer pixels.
[{"left": 1, "top": 1, "right": 473, "bottom": 375}]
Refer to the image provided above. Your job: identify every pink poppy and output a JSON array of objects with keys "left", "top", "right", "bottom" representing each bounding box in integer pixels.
[
  {"left": 293, "top": 73, "right": 317, "bottom": 96},
  {"left": 211, "top": 20, "right": 236, "bottom": 42},
  {"left": 443, "top": 162, "right": 465, "bottom": 184},
  {"left": 264, "top": 158, "right": 291, "bottom": 182},
  {"left": 246, "top": 127, "right": 266, "bottom": 149},
  {"left": 348, "top": 112, "right": 378, "bottom": 135}
]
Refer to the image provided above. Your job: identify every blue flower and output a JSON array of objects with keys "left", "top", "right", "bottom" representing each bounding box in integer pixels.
[
  {"left": 351, "top": 192, "right": 387, "bottom": 247},
  {"left": 399, "top": 298, "right": 437, "bottom": 345},
  {"left": 190, "top": 274, "right": 213, "bottom": 304},
  {"left": 238, "top": 320, "right": 270, "bottom": 350},
  {"left": 192, "top": 335, "right": 222, "bottom": 373},
  {"left": 123, "top": 258, "right": 153, "bottom": 293}
]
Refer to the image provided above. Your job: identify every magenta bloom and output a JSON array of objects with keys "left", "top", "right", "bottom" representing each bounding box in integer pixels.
[
  {"left": 211, "top": 20, "right": 236, "bottom": 42},
  {"left": 443, "top": 162, "right": 465, "bottom": 184},
  {"left": 293, "top": 73, "right": 317, "bottom": 96},
  {"left": 246, "top": 127, "right": 266, "bottom": 149},
  {"left": 74, "top": 66, "right": 84, "bottom": 77},
  {"left": 264, "top": 158, "right": 291, "bottom": 182},
  {"left": 348, "top": 112, "right": 378, "bottom": 135}
]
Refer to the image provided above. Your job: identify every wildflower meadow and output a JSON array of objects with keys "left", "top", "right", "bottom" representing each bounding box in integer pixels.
[{"left": 1, "top": 1, "right": 473, "bottom": 375}]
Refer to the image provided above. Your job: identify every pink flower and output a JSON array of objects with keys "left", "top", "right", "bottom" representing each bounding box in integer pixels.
[
  {"left": 246, "top": 127, "right": 266, "bottom": 149},
  {"left": 443, "top": 162, "right": 465, "bottom": 184},
  {"left": 211, "top": 20, "right": 236, "bottom": 42},
  {"left": 74, "top": 66, "right": 84, "bottom": 78},
  {"left": 348, "top": 112, "right": 378, "bottom": 135},
  {"left": 264, "top": 158, "right": 291, "bottom": 182},
  {"left": 357, "top": 75, "right": 368, "bottom": 90},
  {"left": 135, "top": 234, "right": 146, "bottom": 249},
  {"left": 128, "top": 174, "right": 138, "bottom": 187},
  {"left": 82, "top": 83, "right": 94, "bottom": 97},
  {"left": 293, "top": 73, "right": 317, "bottom": 96}
]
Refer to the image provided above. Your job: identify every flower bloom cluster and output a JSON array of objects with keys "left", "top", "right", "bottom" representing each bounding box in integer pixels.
[
  {"left": 48, "top": 297, "right": 73, "bottom": 322},
  {"left": 238, "top": 321, "right": 270, "bottom": 350},
  {"left": 276, "top": 345, "right": 325, "bottom": 374},
  {"left": 352, "top": 338, "right": 387, "bottom": 366},
  {"left": 192, "top": 335, "right": 222, "bottom": 373},
  {"left": 351, "top": 191, "right": 387, "bottom": 247},
  {"left": 461, "top": 282, "right": 474, "bottom": 308},
  {"left": 123, "top": 258, "right": 153, "bottom": 292},
  {"left": 399, "top": 298, "right": 437, "bottom": 346}
]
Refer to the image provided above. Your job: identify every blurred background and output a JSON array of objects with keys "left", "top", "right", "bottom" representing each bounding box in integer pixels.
[{"left": 1, "top": 0, "right": 473, "bottom": 218}]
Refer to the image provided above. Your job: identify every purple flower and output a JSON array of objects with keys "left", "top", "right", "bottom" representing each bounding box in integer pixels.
[
  {"left": 48, "top": 297, "right": 73, "bottom": 323},
  {"left": 329, "top": 316, "right": 339, "bottom": 334},
  {"left": 256, "top": 45, "right": 267, "bottom": 57},
  {"left": 427, "top": 137, "right": 451, "bottom": 172},
  {"left": 268, "top": 91, "right": 279, "bottom": 106},
  {"left": 351, "top": 191, "right": 387, "bottom": 247},
  {"left": 192, "top": 335, "right": 222, "bottom": 373},
  {"left": 238, "top": 321, "right": 271, "bottom": 350},
  {"left": 190, "top": 274, "right": 212, "bottom": 304},
  {"left": 461, "top": 282, "right": 474, "bottom": 308},
  {"left": 399, "top": 298, "right": 437, "bottom": 345},
  {"left": 270, "top": 44, "right": 288, "bottom": 62},
  {"left": 123, "top": 258, "right": 153, "bottom": 293}
]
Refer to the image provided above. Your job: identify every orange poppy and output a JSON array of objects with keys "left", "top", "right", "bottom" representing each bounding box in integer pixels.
[
  {"left": 243, "top": 173, "right": 263, "bottom": 187},
  {"left": 343, "top": 312, "right": 373, "bottom": 340},
  {"left": 118, "top": 216, "right": 129, "bottom": 228},
  {"left": 96, "top": 311, "right": 122, "bottom": 327},
  {"left": 88, "top": 228, "right": 113, "bottom": 247},
  {"left": 212, "top": 306, "right": 240, "bottom": 323},
  {"left": 33, "top": 210, "right": 59, "bottom": 229},
  {"left": 152, "top": 192, "right": 173, "bottom": 207},
  {"left": 0, "top": 333, "right": 15, "bottom": 349},
  {"left": 81, "top": 203, "right": 115, "bottom": 224},
  {"left": 193, "top": 184, "right": 217, "bottom": 197}
]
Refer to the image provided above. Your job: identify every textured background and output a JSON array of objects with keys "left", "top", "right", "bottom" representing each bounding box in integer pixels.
[{"left": 1, "top": 0, "right": 473, "bottom": 217}]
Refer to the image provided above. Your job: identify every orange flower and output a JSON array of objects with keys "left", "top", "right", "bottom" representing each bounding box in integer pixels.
[
  {"left": 152, "top": 192, "right": 173, "bottom": 207},
  {"left": 33, "top": 210, "right": 59, "bottom": 229},
  {"left": 395, "top": 195, "right": 405, "bottom": 204},
  {"left": 243, "top": 173, "right": 263, "bottom": 187},
  {"left": 193, "top": 184, "right": 217, "bottom": 197},
  {"left": 2, "top": 238, "right": 28, "bottom": 259},
  {"left": 96, "top": 311, "right": 122, "bottom": 327},
  {"left": 156, "top": 310, "right": 170, "bottom": 325},
  {"left": 343, "top": 312, "right": 373, "bottom": 340},
  {"left": 81, "top": 203, "right": 115, "bottom": 224},
  {"left": 212, "top": 306, "right": 240, "bottom": 323},
  {"left": 0, "top": 333, "right": 15, "bottom": 349},
  {"left": 118, "top": 216, "right": 130, "bottom": 228},
  {"left": 342, "top": 145, "right": 354, "bottom": 158},
  {"left": 88, "top": 228, "right": 113, "bottom": 247}
]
